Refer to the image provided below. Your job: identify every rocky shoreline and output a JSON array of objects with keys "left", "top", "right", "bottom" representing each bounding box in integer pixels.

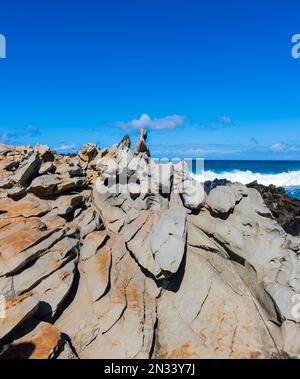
[{"left": 0, "top": 129, "right": 300, "bottom": 359}]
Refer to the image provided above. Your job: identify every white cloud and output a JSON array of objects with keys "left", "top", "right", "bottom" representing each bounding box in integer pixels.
[
  {"left": 220, "top": 116, "right": 233, "bottom": 125},
  {"left": 271, "top": 143, "right": 300, "bottom": 153},
  {"left": 271, "top": 143, "right": 285, "bottom": 152},
  {"left": 0, "top": 125, "right": 41, "bottom": 145},
  {"left": 196, "top": 115, "right": 235, "bottom": 130},
  {"left": 115, "top": 114, "right": 186, "bottom": 131},
  {"left": 55, "top": 144, "right": 77, "bottom": 152}
]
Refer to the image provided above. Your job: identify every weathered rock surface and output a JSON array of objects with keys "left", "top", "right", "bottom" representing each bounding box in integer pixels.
[
  {"left": 247, "top": 181, "right": 300, "bottom": 236},
  {"left": 0, "top": 322, "right": 76, "bottom": 359},
  {"left": 0, "top": 131, "right": 299, "bottom": 359}
]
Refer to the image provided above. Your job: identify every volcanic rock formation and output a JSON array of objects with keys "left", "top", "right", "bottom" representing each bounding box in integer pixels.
[{"left": 0, "top": 129, "right": 300, "bottom": 359}]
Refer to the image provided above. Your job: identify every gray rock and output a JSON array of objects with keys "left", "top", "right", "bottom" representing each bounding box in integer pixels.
[
  {"left": 206, "top": 183, "right": 246, "bottom": 215},
  {"left": 29, "top": 174, "right": 61, "bottom": 196},
  {"left": 281, "top": 320, "right": 300, "bottom": 358},
  {"left": 118, "top": 135, "right": 131, "bottom": 149},
  {"left": 6, "top": 186, "right": 27, "bottom": 198},
  {"left": 79, "top": 209, "right": 102, "bottom": 239},
  {"left": 181, "top": 178, "right": 204, "bottom": 211},
  {"left": 80, "top": 143, "right": 98, "bottom": 162},
  {"left": 57, "top": 176, "right": 89, "bottom": 194},
  {"left": 149, "top": 161, "right": 173, "bottom": 195},
  {"left": 155, "top": 247, "right": 280, "bottom": 359},
  {"left": 150, "top": 207, "right": 187, "bottom": 277},
  {"left": 53, "top": 194, "right": 84, "bottom": 217},
  {"left": 133, "top": 128, "right": 150, "bottom": 157},
  {"left": 12, "top": 153, "right": 41, "bottom": 187},
  {"left": 34, "top": 144, "right": 55, "bottom": 161},
  {"left": 39, "top": 161, "right": 56, "bottom": 175}
]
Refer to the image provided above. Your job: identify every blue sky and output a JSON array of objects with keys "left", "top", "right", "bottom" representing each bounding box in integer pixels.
[{"left": 1, "top": 0, "right": 300, "bottom": 159}]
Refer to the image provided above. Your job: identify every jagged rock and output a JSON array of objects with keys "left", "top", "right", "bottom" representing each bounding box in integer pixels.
[
  {"left": 150, "top": 207, "right": 187, "bottom": 277},
  {"left": 39, "top": 161, "right": 56, "bottom": 175},
  {"left": 78, "top": 209, "right": 103, "bottom": 239},
  {"left": 34, "top": 144, "right": 55, "bottom": 162},
  {"left": 6, "top": 186, "right": 27, "bottom": 198},
  {"left": 189, "top": 186, "right": 286, "bottom": 279},
  {"left": 80, "top": 143, "right": 98, "bottom": 163},
  {"left": 124, "top": 211, "right": 159, "bottom": 276},
  {"left": 0, "top": 322, "right": 75, "bottom": 359},
  {"left": 29, "top": 175, "right": 89, "bottom": 197},
  {"left": 81, "top": 243, "right": 111, "bottom": 302},
  {"left": 53, "top": 194, "right": 84, "bottom": 217},
  {"left": 1, "top": 133, "right": 300, "bottom": 360},
  {"left": 56, "top": 160, "right": 84, "bottom": 177},
  {"left": 3, "top": 237, "right": 78, "bottom": 297},
  {"left": 133, "top": 128, "right": 150, "bottom": 157},
  {"left": 81, "top": 231, "right": 110, "bottom": 261},
  {"left": 149, "top": 161, "right": 173, "bottom": 195},
  {"left": 0, "top": 219, "right": 65, "bottom": 277},
  {"left": 12, "top": 153, "right": 41, "bottom": 187},
  {"left": 35, "top": 260, "right": 77, "bottom": 321},
  {"left": 118, "top": 135, "right": 131, "bottom": 149},
  {"left": 68, "top": 165, "right": 84, "bottom": 177},
  {"left": 29, "top": 174, "right": 61, "bottom": 196},
  {"left": 247, "top": 181, "right": 300, "bottom": 236},
  {"left": 0, "top": 293, "right": 40, "bottom": 343},
  {"left": 56, "top": 176, "right": 89, "bottom": 194},
  {"left": 0, "top": 194, "right": 51, "bottom": 218},
  {"left": 204, "top": 178, "right": 231, "bottom": 194},
  {"left": 0, "top": 175, "right": 13, "bottom": 189}
]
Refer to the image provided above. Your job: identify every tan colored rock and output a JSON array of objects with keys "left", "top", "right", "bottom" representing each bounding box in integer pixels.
[
  {"left": 0, "top": 194, "right": 51, "bottom": 218},
  {"left": 0, "top": 218, "right": 63, "bottom": 276},
  {"left": 81, "top": 243, "right": 111, "bottom": 302},
  {"left": 1, "top": 138, "right": 300, "bottom": 360},
  {"left": 0, "top": 322, "right": 72, "bottom": 359},
  {"left": 0, "top": 292, "right": 40, "bottom": 342},
  {"left": 80, "top": 230, "right": 110, "bottom": 261},
  {"left": 35, "top": 261, "right": 77, "bottom": 320},
  {"left": 5, "top": 237, "right": 78, "bottom": 297}
]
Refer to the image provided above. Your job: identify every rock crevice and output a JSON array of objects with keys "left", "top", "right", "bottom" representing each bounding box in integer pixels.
[{"left": 0, "top": 133, "right": 300, "bottom": 359}]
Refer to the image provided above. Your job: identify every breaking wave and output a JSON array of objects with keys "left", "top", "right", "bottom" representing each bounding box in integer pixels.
[{"left": 192, "top": 170, "right": 300, "bottom": 188}]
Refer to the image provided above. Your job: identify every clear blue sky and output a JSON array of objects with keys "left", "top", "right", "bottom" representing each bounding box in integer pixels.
[{"left": 1, "top": 0, "right": 300, "bottom": 159}]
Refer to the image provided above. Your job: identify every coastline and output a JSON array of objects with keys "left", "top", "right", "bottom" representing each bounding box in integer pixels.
[{"left": 0, "top": 129, "right": 300, "bottom": 359}]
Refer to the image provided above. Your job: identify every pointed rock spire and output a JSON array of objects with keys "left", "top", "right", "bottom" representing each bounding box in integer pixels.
[
  {"left": 133, "top": 128, "right": 150, "bottom": 157},
  {"left": 118, "top": 134, "right": 131, "bottom": 150}
]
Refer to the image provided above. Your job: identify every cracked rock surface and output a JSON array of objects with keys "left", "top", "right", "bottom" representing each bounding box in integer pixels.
[{"left": 0, "top": 131, "right": 300, "bottom": 359}]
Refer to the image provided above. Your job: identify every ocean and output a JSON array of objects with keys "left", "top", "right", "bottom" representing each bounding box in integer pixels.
[{"left": 192, "top": 160, "right": 300, "bottom": 200}]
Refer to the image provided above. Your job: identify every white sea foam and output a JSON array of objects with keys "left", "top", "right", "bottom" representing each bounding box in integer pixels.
[{"left": 192, "top": 170, "right": 300, "bottom": 187}]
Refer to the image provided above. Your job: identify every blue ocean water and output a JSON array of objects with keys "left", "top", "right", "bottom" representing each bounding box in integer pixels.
[{"left": 192, "top": 160, "right": 300, "bottom": 200}]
